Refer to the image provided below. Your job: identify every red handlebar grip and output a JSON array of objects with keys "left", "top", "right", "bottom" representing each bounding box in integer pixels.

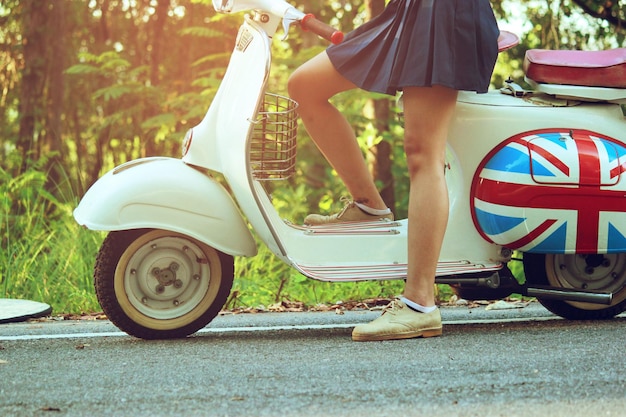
[
  {"left": 301, "top": 13, "right": 344, "bottom": 45},
  {"left": 330, "top": 30, "right": 344, "bottom": 45}
]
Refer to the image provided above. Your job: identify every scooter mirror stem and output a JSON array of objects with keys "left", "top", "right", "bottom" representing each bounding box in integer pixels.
[{"left": 213, "top": 0, "right": 232, "bottom": 13}]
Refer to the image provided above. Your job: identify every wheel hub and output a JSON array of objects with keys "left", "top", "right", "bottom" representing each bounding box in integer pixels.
[
  {"left": 151, "top": 263, "right": 184, "bottom": 292},
  {"left": 553, "top": 254, "right": 625, "bottom": 291},
  {"left": 581, "top": 254, "right": 610, "bottom": 275},
  {"left": 121, "top": 237, "right": 213, "bottom": 320}
]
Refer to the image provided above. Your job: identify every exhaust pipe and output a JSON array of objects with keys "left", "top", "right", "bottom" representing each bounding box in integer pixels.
[
  {"left": 525, "top": 285, "right": 613, "bottom": 305},
  {"left": 438, "top": 271, "right": 614, "bottom": 305}
]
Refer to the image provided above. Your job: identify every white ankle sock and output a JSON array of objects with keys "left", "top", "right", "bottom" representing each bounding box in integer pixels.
[
  {"left": 400, "top": 296, "right": 437, "bottom": 314},
  {"left": 354, "top": 201, "right": 391, "bottom": 216}
]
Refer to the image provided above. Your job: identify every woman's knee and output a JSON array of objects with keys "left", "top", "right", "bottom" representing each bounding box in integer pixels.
[
  {"left": 403, "top": 135, "right": 446, "bottom": 175},
  {"left": 289, "top": 52, "right": 354, "bottom": 105},
  {"left": 287, "top": 67, "right": 307, "bottom": 101},
  {"left": 288, "top": 53, "right": 326, "bottom": 101}
]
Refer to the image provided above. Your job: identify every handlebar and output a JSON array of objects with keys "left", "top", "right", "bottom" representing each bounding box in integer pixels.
[
  {"left": 214, "top": 0, "right": 343, "bottom": 45},
  {"left": 300, "top": 14, "right": 344, "bottom": 45}
]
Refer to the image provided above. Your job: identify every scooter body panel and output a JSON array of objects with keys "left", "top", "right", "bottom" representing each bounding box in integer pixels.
[
  {"left": 182, "top": 17, "right": 287, "bottom": 257},
  {"left": 255, "top": 92, "right": 626, "bottom": 278},
  {"left": 448, "top": 92, "right": 626, "bottom": 255},
  {"left": 73, "top": 157, "right": 257, "bottom": 257},
  {"left": 472, "top": 128, "right": 626, "bottom": 254},
  {"left": 183, "top": 17, "right": 270, "bottom": 176}
]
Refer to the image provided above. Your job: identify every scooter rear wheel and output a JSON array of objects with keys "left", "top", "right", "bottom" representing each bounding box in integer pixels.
[
  {"left": 523, "top": 253, "right": 626, "bottom": 320},
  {"left": 94, "top": 229, "right": 234, "bottom": 339}
]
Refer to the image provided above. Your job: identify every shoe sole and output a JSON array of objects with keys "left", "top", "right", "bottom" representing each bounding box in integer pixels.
[{"left": 352, "top": 327, "right": 443, "bottom": 342}]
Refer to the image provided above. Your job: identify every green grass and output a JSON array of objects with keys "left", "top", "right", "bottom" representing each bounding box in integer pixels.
[
  {"left": 231, "top": 244, "right": 406, "bottom": 310},
  {"left": 1, "top": 166, "right": 104, "bottom": 313},
  {"left": 1, "top": 216, "right": 104, "bottom": 314}
]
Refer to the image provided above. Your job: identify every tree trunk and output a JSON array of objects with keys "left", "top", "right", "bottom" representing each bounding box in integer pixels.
[
  {"left": 571, "top": 0, "right": 626, "bottom": 27},
  {"left": 366, "top": 101, "right": 395, "bottom": 213},
  {"left": 17, "top": 0, "right": 48, "bottom": 172},
  {"left": 144, "top": 0, "right": 170, "bottom": 157},
  {"left": 46, "top": 0, "right": 66, "bottom": 194},
  {"left": 150, "top": 0, "right": 170, "bottom": 87},
  {"left": 364, "top": 0, "right": 395, "bottom": 214}
]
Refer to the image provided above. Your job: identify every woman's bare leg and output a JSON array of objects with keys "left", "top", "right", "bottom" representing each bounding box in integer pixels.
[
  {"left": 288, "top": 52, "right": 387, "bottom": 210},
  {"left": 401, "top": 85, "right": 458, "bottom": 307},
  {"left": 351, "top": 85, "right": 457, "bottom": 341}
]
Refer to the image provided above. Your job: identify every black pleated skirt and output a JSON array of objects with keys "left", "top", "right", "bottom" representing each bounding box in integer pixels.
[{"left": 327, "top": 0, "right": 500, "bottom": 95}]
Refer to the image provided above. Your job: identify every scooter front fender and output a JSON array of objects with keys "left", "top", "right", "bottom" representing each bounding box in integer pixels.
[{"left": 74, "top": 157, "right": 257, "bottom": 257}]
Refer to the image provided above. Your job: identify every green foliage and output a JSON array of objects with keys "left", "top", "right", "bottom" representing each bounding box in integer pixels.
[{"left": 179, "top": 26, "right": 227, "bottom": 38}]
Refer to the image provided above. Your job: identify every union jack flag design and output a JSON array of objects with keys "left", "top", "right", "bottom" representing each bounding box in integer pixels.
[{"left": 472, "top": 129, "right": 626, "bottom": 254}]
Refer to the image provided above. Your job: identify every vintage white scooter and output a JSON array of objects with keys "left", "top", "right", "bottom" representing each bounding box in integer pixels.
[{"left": 74, "top": 0, "right": 626, "bottom": 339}]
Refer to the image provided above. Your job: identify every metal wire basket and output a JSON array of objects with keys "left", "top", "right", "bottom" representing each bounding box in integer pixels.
[{"left": 249, "top": 93, "right": 298, "bottom": 180}]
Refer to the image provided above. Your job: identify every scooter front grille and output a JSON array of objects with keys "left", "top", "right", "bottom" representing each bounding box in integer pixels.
[{"left": 250, "top": 93, "right": 298, "bottom": 180}]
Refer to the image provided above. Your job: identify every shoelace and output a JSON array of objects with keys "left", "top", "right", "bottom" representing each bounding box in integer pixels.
[
  {"left": 334, "top": 197, "right": 356, "bottom": 218},
  {"left": 381, "top": 299, "right": 403, "bottom": 315}
]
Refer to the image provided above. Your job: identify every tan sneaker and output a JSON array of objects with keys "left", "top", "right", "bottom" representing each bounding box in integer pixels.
[
  {"left": 304, "top": 200, "right": 393, "bottom": 225},
  {"left": 352, "top": 300, "right": 442, "bottom": 342}
]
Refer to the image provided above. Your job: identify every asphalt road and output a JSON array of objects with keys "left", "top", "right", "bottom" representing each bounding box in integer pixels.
[{"left": 1, "top": 303, "right": 625, "bottom": 417}]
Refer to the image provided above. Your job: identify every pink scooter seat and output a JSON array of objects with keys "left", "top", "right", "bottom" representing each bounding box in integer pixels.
[
  {"left": 497, "top": 30, "right": 519, "bottom": 53},
  {"left": 524, "top": 48, "right": 626, "bottom": 88}
]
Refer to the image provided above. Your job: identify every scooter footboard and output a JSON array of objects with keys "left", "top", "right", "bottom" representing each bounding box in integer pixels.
[{"left": 74, "top": 157, "right": 257, "bottom": 257}]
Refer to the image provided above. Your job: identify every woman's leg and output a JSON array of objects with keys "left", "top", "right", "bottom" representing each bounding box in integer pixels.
[
  {"left": 401, "top": 85, "right": 458, "bottom": 307},
  {"left": 288, "top": 52, "right": 387, "bottom": 210},
  {"left": 352, "top": 85, "right": 458, "bottom": 341}
]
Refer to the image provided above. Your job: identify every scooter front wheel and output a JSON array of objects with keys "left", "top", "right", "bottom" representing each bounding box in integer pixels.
[
  {"left": 523, "top": 253, "right": 626, "bottom": 320},
  {"left": 94, "top": 229, "right": 234, "bottom": 339}
]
